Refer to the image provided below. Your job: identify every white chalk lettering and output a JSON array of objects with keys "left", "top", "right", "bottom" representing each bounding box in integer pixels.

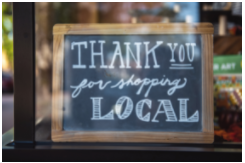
[
  {"left": 89, "top": 40, "right": 107, "bottom": 68},
  {"left": 152, "top": 100, "right": 178, "bottom": 122},
  {"left": 167, "top": 43, "right": 178, "bottom": 62},
  {"left": 144, "top": 41, "right": 163, "bottom": 69},
  {"left": 178, "top": 44, "right": 185, "bottom": 62},
  {"left": 178, "top": 98, "right": 199, "bottom": 122},
  {"left": 109, "top": 41, "right": 125, "bottom": 69},
  {"left": 124, "top": 42, "right": 142, "bottom": 68},
  {"left": 70, "top": 79, "right": 111, "bottom": 98},
  {"left": 71, "top": 42, "right": 87, "bottom": 69},
  {"left": 89, "top": 97, "right": 199, "bottom": 122},
  {"left": 185, "top": 43, "right": 196, "bottom": 62},
  {"left": 135, "top": 99, "right": 151, "bottom": 122},
  {"left": 115, "top": 96, "right": 133, "bottom": 120},
  {"left": 166, "top": 78, "right": 187, "bottom": 96},
  {"left": 111, "top": 75, "right": 187, "bottom": 97},
  {"left": 91, "top": 97, "right": 114, "bottom": 120}
]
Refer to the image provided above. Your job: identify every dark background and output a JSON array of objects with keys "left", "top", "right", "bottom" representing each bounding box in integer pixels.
[{"left": 63, "top": 34, "right": 202, "bottom": 132}]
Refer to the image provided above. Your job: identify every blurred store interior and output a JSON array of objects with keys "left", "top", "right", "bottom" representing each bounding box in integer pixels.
[{"left": 2, "top": 2, "right": 242, "bottom": 142}]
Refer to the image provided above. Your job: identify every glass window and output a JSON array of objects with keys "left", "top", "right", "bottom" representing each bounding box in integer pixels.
[{"left": 2, "top": 2, "right": 241, "bottom": 144}]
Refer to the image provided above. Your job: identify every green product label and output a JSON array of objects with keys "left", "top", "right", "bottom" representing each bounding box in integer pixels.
[{"left": 213, "top": 55, "right": 242, "bottom": 74}]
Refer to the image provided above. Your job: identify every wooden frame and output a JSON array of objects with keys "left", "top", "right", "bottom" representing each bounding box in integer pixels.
[{"left": 52, "top": 23, "right": 214, "bottom": 143}]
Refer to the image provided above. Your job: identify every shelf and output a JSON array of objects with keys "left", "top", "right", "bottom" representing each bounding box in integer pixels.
[
  {"left": 2, "top": 128, "right": 242, "bottom": 161},
  {"left": 214, "top": 36, "right": 242, "bottom": 54},
  {"left": 202, "top": 10, "right": 232, "bottom": 15},
  {"left": 201, "top": 10, "right": 242, "bottom": 25}
]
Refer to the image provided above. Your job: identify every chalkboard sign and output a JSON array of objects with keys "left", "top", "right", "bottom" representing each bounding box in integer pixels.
[{"left": 52, "top": 24, "right": 214, "bottom": 143}]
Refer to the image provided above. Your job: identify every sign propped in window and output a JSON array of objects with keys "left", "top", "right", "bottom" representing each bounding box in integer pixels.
[{"left": 52, "top": 23, "right": 214, "bottom": 143}]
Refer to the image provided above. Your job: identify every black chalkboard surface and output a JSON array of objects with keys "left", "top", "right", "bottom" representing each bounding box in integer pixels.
[
  {"left": 63, "top": 34, "right": 202, "bottom": 132},
  {"left": 52, "top": 23, "right": 214, "bottom": 143}
]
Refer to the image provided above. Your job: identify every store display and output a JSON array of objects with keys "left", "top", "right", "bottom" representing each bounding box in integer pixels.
[
  {"left": 213, "top": 55, "right": 242, "bottom": 142},
  {"left": 52, "top": 23, "right": 214, "bottom": 143}
]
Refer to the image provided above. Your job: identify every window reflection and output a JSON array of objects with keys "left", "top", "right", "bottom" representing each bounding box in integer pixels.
[{"left": 24, "top": 2, "right": 242, "bottom": 142}]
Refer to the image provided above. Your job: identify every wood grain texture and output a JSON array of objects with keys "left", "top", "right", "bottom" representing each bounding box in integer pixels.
[
  {"left": 202, "top": 34, "right": 214, "bottom": 136},
  {"left": 52, "top": 34, "right": 64, "bottom": 132},
  {"left": 214, "top": 36, "right": 242, "bottom": 54},
  {"left": 53, "top": 23, "right": 214, "bottom": 35},
  {"left": 52, "top": 131, "right": 214, "bottom": 143},
  {"left": 52, "top": 23, "right": 214, "bottom": 143}
]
